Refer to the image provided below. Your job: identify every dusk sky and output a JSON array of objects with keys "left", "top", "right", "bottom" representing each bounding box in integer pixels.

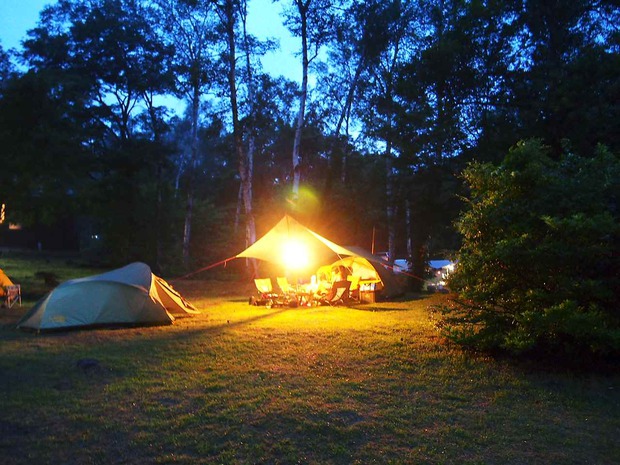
[{"left": 0, "top": 0, "right": 300, "bottom": 82}]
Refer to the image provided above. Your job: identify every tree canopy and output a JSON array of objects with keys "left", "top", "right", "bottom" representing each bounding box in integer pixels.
[{"left": 441, "top": 140, "right": 620, "bottom": 358}]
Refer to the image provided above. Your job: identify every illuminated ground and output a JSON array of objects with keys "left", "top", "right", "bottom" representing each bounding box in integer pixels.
[{"left": 0, "top": 281, "right": 618, "bottom": 464}]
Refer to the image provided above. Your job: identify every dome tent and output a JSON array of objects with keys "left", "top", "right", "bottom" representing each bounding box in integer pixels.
[
  {"left": 321, "top": 246, "right": 402, "bottom": 299},
  {"left": 0, "top": 268, "right": 15, "bottom": 298},
  {"left": 17, "top": 262, "right": 198, "bottom": 331}
]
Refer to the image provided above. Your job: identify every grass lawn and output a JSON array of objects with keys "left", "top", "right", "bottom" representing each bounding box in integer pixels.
[{"left": 1, "top": 253, "right": 619, "bottom": 464}]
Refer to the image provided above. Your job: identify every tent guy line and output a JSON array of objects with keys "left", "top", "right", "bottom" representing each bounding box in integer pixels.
[
  {"left": 174, "top": 256, "right": 238, "bottom": 281},
  {"left": 174, "top": 215, "right": 427, "bottom": 284}
]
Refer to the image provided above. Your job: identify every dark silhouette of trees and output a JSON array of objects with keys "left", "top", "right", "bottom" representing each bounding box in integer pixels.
[{"left": 0, "top": 0, "right": 617, "bottom": 281}]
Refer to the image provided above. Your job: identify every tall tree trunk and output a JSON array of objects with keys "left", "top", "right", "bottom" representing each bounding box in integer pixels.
[
  {"left": 183, "top": 191, "right": 193, "bottom": 264},
  {"left": 239, "top": 0, "right": 257, "bottom": 263},
  {"left": 323, "top": 57, "right": 364, "bottom": 201},
  {"left": 405, "top": 196, "right": 412, "bottom": 260},
  {"left": 385, "top": 137, "right": 396, "bottom": 265},
  {"left": 382, "top": 29, "right": 403, "bottom": 266},
  {"left": 182, "top": 84, "right": 201, "bottom": 266},
  {"left": 331, "top": 57, "right": 365, "bottom": 184},
  {"left": 221, "top": 0, "right": 257, "bottom": 276},
  {"left": 291, "top": 0, "right": 310, "bottom": 201},
  {"left": 143, "top": 92, "right": 164, "bottom": 273}
]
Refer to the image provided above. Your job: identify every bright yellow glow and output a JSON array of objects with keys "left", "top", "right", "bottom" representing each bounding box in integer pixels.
[
  {"left": 282, "top": 239, "right": 310, "bottom": 271},
  {"left": 287, "top": 186, "right": 320, "bottom": 215},
  {"left": 0, "top": 204, "right": 5, "bottom": 224}
]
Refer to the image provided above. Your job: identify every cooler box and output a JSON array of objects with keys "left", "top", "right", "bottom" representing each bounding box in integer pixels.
[{"left": 359, "top": 282, "right": 376, "bottom": 303}]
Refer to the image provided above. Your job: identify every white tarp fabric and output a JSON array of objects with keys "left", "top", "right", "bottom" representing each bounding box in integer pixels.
[
  {"left": 17, "top": 262, "right": 197, "bottom": 331},
  {"left": 236, "top": 215, "right": 359, "bottom": 272}
]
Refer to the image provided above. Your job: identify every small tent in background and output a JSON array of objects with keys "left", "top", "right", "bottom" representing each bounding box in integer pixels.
[
  {"left": 17, "top": 262, "right": 198, "bottom": 331},
  {"left": 324, "top": 246, "right": 402, "bottom": 298},
  {"left": 0, "top": 268, "right": 14, "bottom": 298}
]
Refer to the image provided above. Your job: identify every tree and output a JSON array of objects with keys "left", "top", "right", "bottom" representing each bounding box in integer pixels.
[
  {"left": 19, "top": 0, "right": 183, "bottom": 263},
  {"left": 155, "top": 0, "right": 218, "bottom": 265},
  {"left": 283, "top": 0, "right": 337, "bottom": 201},
  {"left": 0, "top": 44, "right": 14, "bottom": 93},
  {"left": 393, "top": 0, "right": 509, "bottom": 281},
  {"left": 26, "top": 0, "right": 174, "bottom": 141},
  {"left": 494, "top": 0, "right": 620, "bottom": 157},
  {"left": 440, "top": 139, "right": 620, "bottom": 358},
  {"left": 358, "top": 0, "right": 416, "bottom": 265},
  {"left": 318, "top": 0, "right": 400, "bottom": 191},
  {"left": 212, "top": 0, "right": 260, "bottom": 275},
  {"left": 0, "top": 70, "right": 88, "bottom": 228}
]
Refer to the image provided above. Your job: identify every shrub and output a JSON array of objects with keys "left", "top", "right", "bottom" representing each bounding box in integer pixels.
[{"left": 440, "top": 140, "right": 620, "bottom": 357}]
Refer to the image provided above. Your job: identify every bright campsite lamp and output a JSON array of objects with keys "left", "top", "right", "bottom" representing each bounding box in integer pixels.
[{"left": 281, "top": 239, "right": 310, "bottom": 271}]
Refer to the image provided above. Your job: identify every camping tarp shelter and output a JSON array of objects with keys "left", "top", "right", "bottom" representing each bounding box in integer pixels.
[
  {"left": 17, "top": 262, "right": 198, "bottom": 331},
  {"left": 236, "top": 215, "right": 358, "bottom": 273},
  {"left": 236, "top": 215, "right": 402, "bottom": 298}
]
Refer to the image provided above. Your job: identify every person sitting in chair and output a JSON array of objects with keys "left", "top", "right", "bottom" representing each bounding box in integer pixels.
[
  {"left": 313, "top": 269, "right": 332, "bottom": 299},
  {"left": 331, "top": 265, "right": 350, "bottom": 284}
]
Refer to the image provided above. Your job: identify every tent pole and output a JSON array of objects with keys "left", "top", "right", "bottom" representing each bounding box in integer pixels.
[{"left": 371, "top": 226, "right": 376, "bottom": 255}]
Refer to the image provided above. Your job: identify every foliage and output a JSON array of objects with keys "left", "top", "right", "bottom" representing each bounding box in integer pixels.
[
  {"left": 0, "top": 70, "right": 89, "bottom": 225},
  {"left": 442, "top": 139, "right": 620, "bottom": 357}
]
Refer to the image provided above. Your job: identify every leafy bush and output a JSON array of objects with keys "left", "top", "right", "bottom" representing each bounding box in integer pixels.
[{"left": 440, "top": 140, "right": 620, "bottom": 357}]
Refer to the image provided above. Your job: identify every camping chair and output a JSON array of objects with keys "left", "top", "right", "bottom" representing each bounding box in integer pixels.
[
  {"left": 251, "top": 278, "right": 283, "bottom": 307},
  {"left": 276, "top": 277, "right": 294, "bottom": 295},
  {"left": 321, "top": 280, "right": 351, "bottom": 306},
  {"left": 347, "top": 275, "right": 361, "bottom": 302},
  {"left": 274, "top": 276, "right": 294, "bottom": 306},
  {"left": 4, "top": 284, "right": 21, "bottom": 308}
]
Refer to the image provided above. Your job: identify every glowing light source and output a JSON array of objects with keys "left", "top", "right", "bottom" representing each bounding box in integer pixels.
[{"left": 282, "top": 239, "right": 310, "bottom": 271}]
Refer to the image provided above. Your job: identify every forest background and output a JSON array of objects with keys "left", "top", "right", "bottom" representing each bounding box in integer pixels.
[{"left": 0, "top": 0, "right": 618, "bottom": 280}]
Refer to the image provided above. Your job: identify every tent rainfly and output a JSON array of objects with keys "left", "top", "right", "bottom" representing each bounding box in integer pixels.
[
  {"left": 321, "top": 246, "right": 401, "bottom": 298},
  {"left": 17, "top": 262, "right": 198, "bottom": 331}
]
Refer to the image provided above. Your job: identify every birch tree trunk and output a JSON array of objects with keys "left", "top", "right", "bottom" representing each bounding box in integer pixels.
[
  {"left": 239, "top": 0, "right": 257, "bottom": 256},
  {"left": 291, "top": 0, "right": 310, "bottom": 201},
  {"left": 385, "top": 137, "right": 396, "bottom": 265},
  {"left": 182, "top": 84, "right": 201, "bottom": 265},
  {"left": 219, "top": 0, "right": 257, "bottom": 275}
]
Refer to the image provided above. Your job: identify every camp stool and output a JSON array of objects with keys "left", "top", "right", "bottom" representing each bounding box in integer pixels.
[{"left": 347, "top": 275, "right": 360, "bottom": 302}]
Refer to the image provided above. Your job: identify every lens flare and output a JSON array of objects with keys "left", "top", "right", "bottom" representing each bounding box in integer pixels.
[{"left": 282, "top": 240, "right": 309, "bottom": 270}]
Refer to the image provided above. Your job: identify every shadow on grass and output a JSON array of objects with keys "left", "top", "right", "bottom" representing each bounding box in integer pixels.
[
  {"left": 349, "top": 292, "right": 440, "bottom": 312},
  {"left": 206, "top": 307, "right": 291, "bottom": 333},
  {"left": 1, "top": 306, "right": 293, "bottom": 343}
]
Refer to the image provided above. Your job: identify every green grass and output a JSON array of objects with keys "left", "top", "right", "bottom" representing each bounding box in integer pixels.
[{"left": 1, "top": 253, "right": 619, "bottom": 464}]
